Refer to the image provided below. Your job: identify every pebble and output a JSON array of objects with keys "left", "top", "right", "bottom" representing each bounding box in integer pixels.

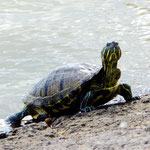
[
  {"left": 44, "top": 133, "right": 55, "bottom": 138},
  {"left": 75, "top": 112, "right": 83, "bottom": 117},
  {"left": 59, "top": 136, "right": 67, "bottom": 140},
  {"left": 45, "top": 141, "right": 51, "bottom": 146},
  {"left": 144, "top": 140, "right": 149, "bottom": 144},
  {"left": 28, "top": 134, "right": 34, "bottom": 137},
  {"left": 93, "top": 144, "right": 114, "bottom": 150},
  {"left": 7, "top": 137, "right": 14, "bottom": 140},
  {"left": 0, "top": 133, "right": 7, "bottom": 139},
  {"left": 69, "top": 123, "right": 77, "bottom": 127},
  {"left": 40, "top": 138, "right": 46, "bottom": 141},
  {"left": 69, "top": 128, "right": 78, "bottom": 134},
  {"left": 32, "top": 125, "right": 47, "bottom": 131},
  {"left": 119, "top": 122, "right": 128, "bottom": 128},
  {"left": 80, "top": 123, "right": 86, "bottom": 127},
  {"left": 144, "top": 126, "right": 150, "bottom": 132},
  {"left": 17, "top": 136, "right": 21, "bottom": 139}
]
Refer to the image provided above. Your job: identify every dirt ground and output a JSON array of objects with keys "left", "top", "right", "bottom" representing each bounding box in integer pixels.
[{"left": 1, "top": 95, "right": 150, "bottom": 150}]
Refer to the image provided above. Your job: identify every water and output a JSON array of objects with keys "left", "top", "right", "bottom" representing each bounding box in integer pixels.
[
  {"left": 0, "top": 0, "right": 150, "bottom": 119},
  {"left": 0, "top": 119, "right": 12, "bottom": 135}
]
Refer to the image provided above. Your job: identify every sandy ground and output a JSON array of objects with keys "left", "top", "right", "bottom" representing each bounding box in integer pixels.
[{"left": 1, "top": 95, "right": 150, "bottom": 150}]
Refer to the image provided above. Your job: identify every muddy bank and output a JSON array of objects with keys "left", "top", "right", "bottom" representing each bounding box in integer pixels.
[{"left": 1, "top": 95, "right": 150, "bottom": 150}]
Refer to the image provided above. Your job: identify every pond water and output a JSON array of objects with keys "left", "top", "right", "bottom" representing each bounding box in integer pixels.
[{"left": 0, "top": 0, "right": 150, "bottom": 119}]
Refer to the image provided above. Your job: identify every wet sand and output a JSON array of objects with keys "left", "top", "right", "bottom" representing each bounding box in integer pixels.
[{"left": 1, "top": 95, "right": 150, "bottom": 150}]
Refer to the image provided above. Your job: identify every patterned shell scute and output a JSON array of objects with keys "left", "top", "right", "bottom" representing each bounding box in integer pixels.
[{"left": 23, "top": 63, "right": 100, "bottom": 106}]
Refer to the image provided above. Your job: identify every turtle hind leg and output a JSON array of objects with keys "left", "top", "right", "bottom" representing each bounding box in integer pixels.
[
  {"left": 5, "top": 107, "right": 29, "bottom": 127},
  {"left": 32, "top": 115, "right": 56, "bottom": 127},
  {"left": 45, "top": 117, "right": 56, "bottom": 126}
]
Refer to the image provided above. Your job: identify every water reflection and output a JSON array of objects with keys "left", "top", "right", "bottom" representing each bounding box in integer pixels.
[{"left": 126, "top": 1, "right": 150, "bottom": 43}]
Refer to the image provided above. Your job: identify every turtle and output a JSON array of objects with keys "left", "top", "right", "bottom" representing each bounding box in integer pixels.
[{"left": 6, "top": 41, "right": 137, "bottom": 127}]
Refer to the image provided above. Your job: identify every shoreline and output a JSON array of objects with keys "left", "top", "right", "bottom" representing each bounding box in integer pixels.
[{"left": 1, "top": 95, "right": 150, "bottom": 149}]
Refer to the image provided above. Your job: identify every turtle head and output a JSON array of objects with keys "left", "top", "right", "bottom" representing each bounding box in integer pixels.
[{"left": 101, "top": 41, "right": 121, "bottom": 66}]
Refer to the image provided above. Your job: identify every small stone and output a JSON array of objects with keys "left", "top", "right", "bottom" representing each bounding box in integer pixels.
[
  {"left": 4, "top": 144, "right": 10, "bottom": 149},
  {"left": 119, "top": 122, "right": 128, "bottom": 128},
  {"left": 59, "top": 136, "right": 67, "bottom": 140},
  {"left": 70, "top": 117, "right": 76, "bottom": 120},
  {"left": 31, "top": 130, "right": 37, "bottom": 134},
  {"left": 144, "top": 140, "right": 149, "bottom": 144},
  {"left": 75, "top": 112, "right": 82, "bottom": 117},
  {"left": 18, "top": 136, "right": 21, "bottom": 139},
  {"left": 46, "top": 141, "right": 51, "bottom": 146},
  {"left": 7, "top": 137, "right": 14, "bottom": 140},
  {"left": 144, "top": 126, "right": 150, "bottom": 132},
  {"left": 121, "top": 144, "right": 126, "bottom": 148},
  {"left": 28, "top": 134, "right": 34, "bottom": 137},
  {"left": 0, "top": 132, "right": 7, "bottom": 139},
  {"left": 81, "top": 123, "right": 86, "bottom": 127},
  {"left": 41, "top": 138, "right": 46, "bottom": 141},
  {"left": 137, "top": 132, "right": 141, "bottom": 135},
  {"left": 44, "top": 133, "right": 55, "bottom": 138},
  {"left": 93, "top": 144, "right": 102, "bottom": 150},
  {"left": 69, "top": 123, "right": 77, "bottom": 127},
  {"left": 141, "top": 95, "right": 150, "bottom": 103},
  {"left": 69, "top": 128, "right": 78, "bottom": 134}
]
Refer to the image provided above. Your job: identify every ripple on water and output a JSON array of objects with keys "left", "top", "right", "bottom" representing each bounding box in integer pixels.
[{"left": 0, "top": 119, "right": 12, "bottom": 135}]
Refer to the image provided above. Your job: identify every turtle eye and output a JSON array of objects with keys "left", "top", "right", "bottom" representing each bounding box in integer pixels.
[{"left": 106, "top": 43, "right": 111, "bottom": 47}]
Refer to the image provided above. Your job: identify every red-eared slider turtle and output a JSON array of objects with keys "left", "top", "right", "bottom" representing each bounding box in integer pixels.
[{"left": 6, "top": 42, "right": 137, "bottom": 127}]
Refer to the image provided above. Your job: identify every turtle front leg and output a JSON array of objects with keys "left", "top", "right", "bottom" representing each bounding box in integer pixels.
[
  {"left": 5, "top": 106, "right": 29, "bottom": 127},
  {"left": 80, "top": 91, "right": 96, "bottom": 112},
  {"left": 118, "top": 83, "right": 140, "bottom": 102}
]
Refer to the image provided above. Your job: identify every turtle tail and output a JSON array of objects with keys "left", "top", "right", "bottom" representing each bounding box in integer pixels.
[{"left": 5, "top": 106, "right": 29, "bottom": 127}]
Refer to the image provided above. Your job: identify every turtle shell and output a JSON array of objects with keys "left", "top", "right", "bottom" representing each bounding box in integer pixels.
[{"left": 23, "top": 63, "right": 100, "bottom": 106}]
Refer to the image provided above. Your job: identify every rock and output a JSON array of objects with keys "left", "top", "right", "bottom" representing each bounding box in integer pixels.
[
  {"left": 45, "top": 141, "right": 51, "bottom": 146},
  {"left": 119, "top": 122, "right": 128, "bottom": 128},
  {"left": 93, "top": 144, "right": 114, "bottom": 150},
  {"left": 28, "top": 134, "right": 34, "bottom": 137},
  {"left": 59, "top": 136, "right": 67, "bottom": 140},
  {"left": 144, "top": 140, "right": 149, "bottom": 144},
  {"left": 141, "top": 95, "right": 150, "bottom": 103},
  {"left": 80, "top": 123, "right": 86, "bottom": 127},
  {"left": 44, "top": 133, "right": 55, "bottom": 138},
  {"left": 144, "top": 126, "right": 150, "bottom": 132},
  {"left": 7, "top": 137, "right": 15, "bottom": 140},
  {"left": 32, "top": 124, "right": 47, "bottom": 131},
  {"left": 0, "top": 132, "right": 7, "bottom": 139}
]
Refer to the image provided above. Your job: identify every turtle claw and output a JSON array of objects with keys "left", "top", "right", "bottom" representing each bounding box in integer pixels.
[
  {"left": 80, "top": 106, "right": 95, "bottom": 113},
  {"left": 126, "top": 96, "right": 140, "bottom": 103},
  {"left": 131, "top": 96, "right": 140, "bottom": 101}
]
